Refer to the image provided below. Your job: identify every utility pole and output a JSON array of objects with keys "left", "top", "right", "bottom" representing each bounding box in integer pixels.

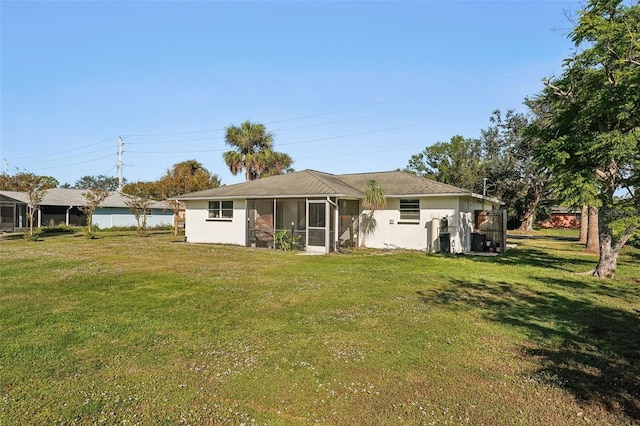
[
  {"left": 2, "top": 159, "right": 7, "bottom": 175},
  {"left": 482, "top": 177, "right": 489, "bottom": 212},
  {"left": 117, "top": 137, "right": 124, "bottom": 192}
]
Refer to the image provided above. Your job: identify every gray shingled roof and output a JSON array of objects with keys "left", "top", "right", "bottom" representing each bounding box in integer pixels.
[
  {"left": 177, "top": 169, "right": 477, "bottom": 200},
  {"left": 337, "top": 171, "right": 471, "bottom": 196},
  {"left": 0, "top": 191, "right": 28, "bottom": 204},
  {"left": 0, "top": 188, "right": 167, "bottom": 209}
]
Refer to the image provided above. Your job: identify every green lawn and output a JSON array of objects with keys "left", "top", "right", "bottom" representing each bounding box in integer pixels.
[{"left": 1, "top": 231, "right": 638, "bottom": 425}]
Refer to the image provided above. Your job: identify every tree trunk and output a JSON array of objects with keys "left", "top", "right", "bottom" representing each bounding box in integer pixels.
[
  {"left": 517, "top": 192, "right": 541, "bottom": 232},
  {"left": 578, "top": 204, "right": 588, "bottom": 243},
  {"left": 592, "top": 233, "right": 617, "bottom": 278},
  {"left": 28, "top": 206, "right": 36, "bottom": 237},
  {"left": 87, "top": 214, "right": 93, "bottom": 237},
  {"left": 591, "top": 213, "right": 636, "bottom": 279},
  {"left": 585, "top": 206, "right": 599, "bottom": 253},
  {"left": 359, "top": 212, "right": 374, "bottom": 248},
  {"left": 517, "top": 214, "right": 534, "bottom": 232}
]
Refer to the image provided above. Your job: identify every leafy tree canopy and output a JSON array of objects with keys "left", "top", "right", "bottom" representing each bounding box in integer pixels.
[
  {"left": 527, "top": 0, "right": 639, "bottom": 278},
  {"left": 406, "top": 135, "right": 485, "bottom": 192},
  {"left": 482, "top": 110, "right": 550, "bottom": 231},
  {"left": 406, "top": 110, "right": 550, "bottom": 231},
  {"left": 156, "top": 160, "right": 220, "bottom": 198},
  {"left": 74, "top": 175, "right": 122, "bottom": 191},
  {"left": 79, "top": 188, "right": 110, "bottom": 238},
  {"left": 0, "top": 172, "right": 58, "bottom": 191},
  {"left": 122, "top": 181, "right": 160, "bottom": 200}
]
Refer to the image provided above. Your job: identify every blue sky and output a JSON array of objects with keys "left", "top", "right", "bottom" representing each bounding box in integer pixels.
[{"left": 1, "top": 0, "right": 579, "bottom": 186}]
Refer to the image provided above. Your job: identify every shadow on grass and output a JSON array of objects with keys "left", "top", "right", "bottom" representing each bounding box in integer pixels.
[
  {"left": 419, "top": 277, "right": 640, "bottom": 421},
  {"left": 0, "top": 233, "right": 25, "bottom": 241},
  {"left": 622, "top": 249, "right": 640, "bottom": 265},
  {"left": 466, "top": 246, "right": 595, "bottom": 272},
  {"left": 507, "top": 233, "right": 580, "bottom": 242}
]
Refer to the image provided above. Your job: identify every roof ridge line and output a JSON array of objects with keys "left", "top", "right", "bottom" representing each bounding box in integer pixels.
[{"left": 306, "top": 170, "right": 363, "bottom": 195}]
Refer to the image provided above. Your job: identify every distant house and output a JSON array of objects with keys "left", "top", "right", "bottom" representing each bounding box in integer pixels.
[
  {"left": 176, "top": 169, "right": 505, "bottom": 254},
  {"left": 0, "top": 188, "right": 173, "bottom": 232},
  {"left": 538, "top": 206, "right": 582, "bottom": 229}
]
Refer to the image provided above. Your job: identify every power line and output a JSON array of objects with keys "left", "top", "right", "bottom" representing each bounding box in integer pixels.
[
  {"left": 3, "top": 64, "right": 551, "bottom": 182},
  {"left": 12, "top": 145, "right": 115, "bottom": 166},
  {"left": 271, "top": 113, "right": 386, "bottom": 133},
  {"left": 296, "top": 145, "right": 425, "bottom": 161},
  {"left": 126, "top": 148, "right": 227, "bottom": 155},
  {"left": 21, "top": 154, "right": 115, "bottom": 171},
  {"left": 277, "top": 112, "right": 482, "bottom": 147},
  {"left": 126, "top": 136, "right": 222, "bottom": 146},
  {"left": 124, "top": 114, "right": 386, "bottom": 146},
  {"left": 110, "top": 61, "right": 558, "bottom": 140},
  {"left": 118, "top": 111, "right": 482, "bottom": 157},
  {"left": 122, "top": 128, "right": 226, "bottom": 138},
  {"left": 8, "top": 136, "right": 118, "bottom": 160},
  {"left": 118, "top": 81, "right": 535, "bottom": 151}
]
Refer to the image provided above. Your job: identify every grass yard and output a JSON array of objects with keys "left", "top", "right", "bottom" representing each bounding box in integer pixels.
[{"left": 1, "top": 231, "right": 639, "bottom": 425}]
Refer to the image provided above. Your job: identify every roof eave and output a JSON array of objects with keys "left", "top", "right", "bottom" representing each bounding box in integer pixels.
[
  {"left": 383, "top": 192, "right": 469, "bottom": 198},
  {"left": 177, "top": 193, "right": 361, "bottom": 201},
  {"left": 470, "top": 193, "right": 505, "bottom": 205}
]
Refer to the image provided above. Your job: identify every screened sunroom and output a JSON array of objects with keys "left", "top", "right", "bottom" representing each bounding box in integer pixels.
[{"left": 246, "top": 197, "right": 359, "bottom": 253}]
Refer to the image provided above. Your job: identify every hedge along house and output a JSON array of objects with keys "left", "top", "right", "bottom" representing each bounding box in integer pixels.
[
  {"left": 176, "top": 169, "right": 504, "bottom": 254},
  {"left": 0, "top": 188, "right": 173, "bottom": 232}
]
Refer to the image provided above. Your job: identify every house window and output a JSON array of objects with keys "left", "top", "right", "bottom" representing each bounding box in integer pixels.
[
  {"left": 208, "top": 200, "right": 233, "bottom": 220},
  {"left": 399, "top": 199, "right": 420, "bottom": 223}
]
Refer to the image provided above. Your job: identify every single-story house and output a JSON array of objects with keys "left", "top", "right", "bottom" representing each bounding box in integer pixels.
[
  {"left": 538, "top": 206, "right": 582, "bottom": 229},
  {"left": 176, "top": 169, "right": 505, "bottom": 254},
  {"left": 0, "top": 188, "right": 173, "bottom": 232}
]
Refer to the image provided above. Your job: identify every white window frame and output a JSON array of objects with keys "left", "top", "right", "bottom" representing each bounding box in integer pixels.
[
  {"left": 399, "top": 199, "right": 420, "bottom": 223},
  {"left": 208, "top": 200, "right": 233, "bottom": 220}
]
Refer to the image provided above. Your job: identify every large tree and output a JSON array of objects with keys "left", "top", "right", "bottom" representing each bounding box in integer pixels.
[
  {"left": 482, "top": 110, "right": 550, "bottom": 231},
  {"left": 74, "top": 175, "right": 122, "bottom": 191},
  {"left": 157, "top": 160, "right": 220, "bottom": 198},
  {"left": 122, "top": 181, "right": 160, "bottom": 201},
  {"left": 255, "top": 150, "right": 294, "bottom": 178},
  {"left": 406, "top": 113, "right": 551, "bottom": 230},
  {"left": 528, "top": 0, "right": 639, "bottom": 278},
  {"left": 156, "top": 160, "right": 221, "bottom": 236},
  {"left": 406, "top": 135, "right": 486, "bottom": 192},
  {"left": 0, "top": 172, "right": 58, "bottom": 191},
  {"left": 223, "top": 121, "right": 293, "bottom": 181}
]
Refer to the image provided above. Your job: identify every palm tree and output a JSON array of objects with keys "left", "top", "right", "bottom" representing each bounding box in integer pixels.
[
  {"left": 359, "top": 180, "right": 387, "bottom": 247},
  {"left": 223, "top": 121, "right": 274, "bottom": 181}
]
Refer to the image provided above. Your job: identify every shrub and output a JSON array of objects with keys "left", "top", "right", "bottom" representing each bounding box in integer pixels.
[
  {"left": 106, "top": 225, "right": 173, "bottom": 232},
  {"left": 23, "top": 229, "right": 41, "bottom": 241},
  {"left": 274, "top": 229, "right": 302, "bottom": 251},
  {"left": 40, "top": 224, "right": 80, "bottom": 234}
]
